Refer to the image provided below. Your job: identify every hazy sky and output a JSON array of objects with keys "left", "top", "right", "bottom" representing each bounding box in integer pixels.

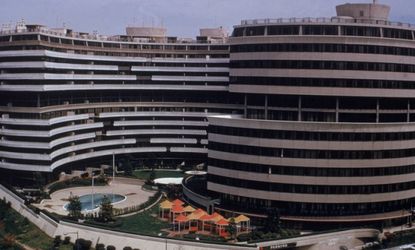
[{"left": 1, "top": 0, "right": 414, "bottom": 38}]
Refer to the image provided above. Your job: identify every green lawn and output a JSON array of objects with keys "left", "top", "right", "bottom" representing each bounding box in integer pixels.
[
  {"left": 133, "top": 170, "right": 184, "bottom": 180},
  {"left": 117, "top": 203, "right": 170, "bottom": 236},
  {"left": 15, "top": 222, "right": 55, "bottom": 249},
  {"left": 0, "top": 200, "right": 73, "bottom": 250}
]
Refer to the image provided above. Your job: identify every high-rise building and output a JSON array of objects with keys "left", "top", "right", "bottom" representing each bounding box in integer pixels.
[
  {"left": 1, "top": 1, "right": 415, "bottom": 227},
  {"left": 204, "top": 1, "right": 415, "bottom": 227}
]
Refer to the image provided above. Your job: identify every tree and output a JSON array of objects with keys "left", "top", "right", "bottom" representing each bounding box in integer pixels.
[
  {"left": 1, "top": 234, "right": 16, "bottom": 249},
  {"left": 165, "top": 184, "right": 181, "bottom": 200},
  {"left": 67, "top": 195, "right": 82, "bottom": 219},
  {"left": 227, "top": 217, "right": 237, "bottom": 240},
  {"left": 265, "top": 208, "right": 281, "bottom": 233},
  {"left": 123, "top": 159, "right": 133, "bottom": 176},
  {"left": 34, "top": 171, "right": 45, "bottom": 190},
  {"left": 146, "top": 168, "right": 156, "bottom": 185},
  {"left": 98, "top": 196, "right": 113, "bottom": 222}
]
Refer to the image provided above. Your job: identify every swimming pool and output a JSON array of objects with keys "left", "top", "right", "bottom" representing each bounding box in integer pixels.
[{"left": 64, "top": 193, "right": 126, "bottom": 211}]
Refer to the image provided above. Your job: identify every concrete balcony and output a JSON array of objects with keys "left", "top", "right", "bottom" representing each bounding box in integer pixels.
[
  {"left": 106, "top": 129, "right": 207, "bottom": 136},
  {"left": 113, "top": 120, "right": 208, "bottom": 127},
  {"left": 150, "top": 138, "right": 198, "bottom": 144}
]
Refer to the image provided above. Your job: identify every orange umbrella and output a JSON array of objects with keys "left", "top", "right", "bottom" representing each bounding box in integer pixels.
[
  {"left": 194, "top": 208, "right": 205, "bottom": 214},
  {"left": 172, "top": 199, "right": 184, "bottom": 207},
  {"left": 210, "top": 212, "right": 224, "bottom": 223},
  {"left": 215, "top": 218, "right": 229, "bottom": 226},
  {"left": 171, "top": 205, "right": 184, "bottom": 213},
  {"left": 199, "top": 213, "right": 214, "bottom": 221},
  {"left": 175, "top": 214, "right": 189, "bottom": 223},
  {"left": 174, "top": 214, "right": 189, "bottom": 232}
]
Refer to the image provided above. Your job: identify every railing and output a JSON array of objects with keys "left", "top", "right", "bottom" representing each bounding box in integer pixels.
[
  {"left": 0, "top": 27, "right": 228, "bottom": 45},
  {"left": 240, "top": 17, "right": 415, "bottom": 29}
]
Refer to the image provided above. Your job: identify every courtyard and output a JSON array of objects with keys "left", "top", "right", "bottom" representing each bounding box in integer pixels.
[{"left": 35, "top": 178, "right": 156, "bottom": 216}]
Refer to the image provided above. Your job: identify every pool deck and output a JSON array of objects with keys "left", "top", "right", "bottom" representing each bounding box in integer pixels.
[{"left": 34, "top": 178, "right": 155, "bottom": 216}]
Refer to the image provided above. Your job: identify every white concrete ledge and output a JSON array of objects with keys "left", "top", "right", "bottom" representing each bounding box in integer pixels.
[
  {"left": 152, "top": 75, "right": 229, "bottom": 82},
  {"left": 170, "top": 147, "right": 207, "bottom": 153},
  {"left": 0, "top": 61, "right": 118, "bottom": 71},
  {"left": 0, "top": 84, "right": 228, "bottom": 92},
  {"left": 150, "top": 138, "right": 198, "bottom": 144},
  {"left": 100, "top": 112, "right": 222, "bottom": 118},
  {"left": 114, "top": 120, "right": 208, "bottom": 127},
  {"left": 132, "top": 66, "right": 228, "bottom": 73},
  {"left": 0, "top": 73, "right": 136, "bottom": 81},
  {"left": 51, "top": 147, "right": 167, "bottom": 170},
  {"left": 50, "top": 139, "right": 136, "bottom": 159},
  {"left": 0, "top": 114, "right": 90, "bottom": 126},
  {"left": 0, "top": 150, "right": 50, "bottom": 161},
  {"left": 106, "top": 129, "right": 207, "bottom": 136}
]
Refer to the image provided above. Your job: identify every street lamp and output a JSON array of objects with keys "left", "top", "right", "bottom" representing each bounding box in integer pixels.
[
  {"left": 91, "top": 173, "right": 96, "bottom": 211},
  {"left": 112, "top": 152, "right": 115, "bottom": 200}
]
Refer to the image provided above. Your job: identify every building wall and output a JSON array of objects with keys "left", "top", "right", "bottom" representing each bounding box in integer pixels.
[{"left": 206, "top": 20, "right": 415, "bottom": 221}]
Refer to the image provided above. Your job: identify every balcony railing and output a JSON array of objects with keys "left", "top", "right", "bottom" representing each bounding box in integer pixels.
[{"left": 240, "top": 17, "right": 415, "bottom": 29}]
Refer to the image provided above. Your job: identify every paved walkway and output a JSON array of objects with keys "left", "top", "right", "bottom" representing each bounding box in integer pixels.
[{"left": 34, "top": 179, "right": 155, "bottom": 216}]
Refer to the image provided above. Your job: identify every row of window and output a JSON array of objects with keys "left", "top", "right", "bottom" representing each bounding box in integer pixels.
[
  {"left": 233, "top": 25, "right": 413, "bottom": 40},
  {"left": 230, "top": 43, "right": 415, "bottom": 57},
  {"left": 231, "top": 76, "right": 415, "bottom": 90},
  {"left": 208, "top": 158, "right": 415, "bottom": 177},
  {"left": 209, "top": 125, "right": 415, "bottom": 142},
  {"left": 208, "top": 174, "right": 415, "bottom": 194},
  {"left": 209, "top": 141, "right": 415, "bottom": 160},
  {"left": 230, "top": 60, "right": 415, "bottom": 73},
  {"left": 217, "top": 193, "right": 412, "bottom": 216},
  {"left": 2, "top": 34, "right": 230, "bottom": 51}
]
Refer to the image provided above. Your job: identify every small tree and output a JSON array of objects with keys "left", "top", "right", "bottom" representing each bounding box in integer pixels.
[
  {"left": 124, "top": 160, "right": 133, "bottom": 176},
  {"left": 265, "top": 208, "right": 281, "bottom": 233},
  {"left": 98, "top": 196, "right": 113, "bottom": 222},
  {"left": 165, "top": 184, "right": 181, "bottom": 200},
  {"left": 227, "top": 217, "right": 237, "bottom": 240},
  {"left": 146, "top": 168, "right": 156, "bottom": 185},
  {"left": 67, "top": 195, "right": 82, "bottom": 219},
  {"left": 34, "top": 171, "right": 45, "bottom": 190}
]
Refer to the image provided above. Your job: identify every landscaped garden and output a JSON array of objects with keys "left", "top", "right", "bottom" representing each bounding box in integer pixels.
[
  {"left": 0, "top": 198, "right": 73, "bottom": 250},
  {"left": 116, "top": 202, "right": 170, "bottom": 236}
]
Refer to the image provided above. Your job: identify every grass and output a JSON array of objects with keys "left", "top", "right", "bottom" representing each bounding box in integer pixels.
[
  {"left": 133, "top": 169, "right": 184, "bottom": 180},
  {"left": 0, "top": 200, "right": 73, "bottom": 250},
  {"left": 117, "top": 203, "right": 170, "bottom": 236},
  {"left": 15, "top": 222, "right": 54, "bottom": 249}
]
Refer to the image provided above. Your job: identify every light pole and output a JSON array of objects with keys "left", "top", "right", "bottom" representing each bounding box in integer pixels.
[
  {"left": 91, "top": 173, "right": 95, "bottom": 211},
  {"left": 64, "top": 231, "right": 79, "bottom": 250},
  {"left": 112, "top": 152, "right": 115, "bottom": 200}
]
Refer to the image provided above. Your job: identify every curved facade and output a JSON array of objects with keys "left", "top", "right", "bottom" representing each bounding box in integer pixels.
[
  {"left": 2, "top": 1, "right": 415, "bottom": 225},
  {"left": 206, "top": 2, "right": 415, "bottom": 224},
  {"left": 0, "top": 25, "right": 242, "bottom": 179}
]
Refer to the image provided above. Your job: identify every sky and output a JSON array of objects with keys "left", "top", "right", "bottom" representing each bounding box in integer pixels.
[{"left": 0, "top": 0, "right": 414, "bottom": 38}]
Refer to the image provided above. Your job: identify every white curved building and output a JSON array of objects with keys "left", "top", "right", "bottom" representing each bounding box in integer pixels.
[
  {"left": 0, "top": 24, "right": 239, "bottom": 184},
  {"left": 1, "top": 0, "right": 415, "bottom": 227},
  {"left": 204, "top": 1, "right": 415, "bottom": 227}
]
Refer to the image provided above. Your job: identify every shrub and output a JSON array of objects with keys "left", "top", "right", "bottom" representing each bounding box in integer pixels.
[
  {"left": 236, "top": 233, "right": 250, "bottom": 242},
  {"left": 123, "top": 247, "right": 133, "bottom": 250},
  {"left": 74, "top": 238, "right": 92, "bottom": 250},
  {"left": 107, "top": 245, "right": 116, "bottom": 250},
  {"left": 53, "top": 235, "right": 62, "bottom": 247},
  {"left": 95, "top": 243, "right": 106, "bottom": 250},
  {"left": 63, "top": 236, "right": 71, "bottom": 245}
]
